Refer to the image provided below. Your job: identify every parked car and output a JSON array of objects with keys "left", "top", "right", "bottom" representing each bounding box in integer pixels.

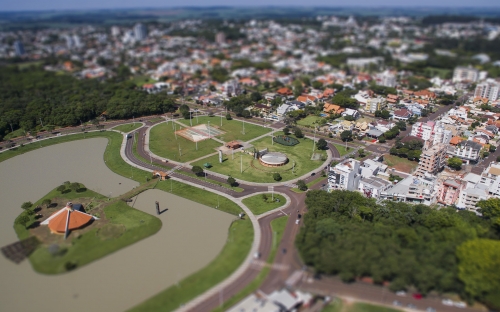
[
  {"left": 393, "top": 301, "right": 402, "bottom": 307},
  {"left": 426, "top": 307, "right": 436, "bottom": 312},
  {"left": 396, "top": 291, "right": 406, "bottom": 297},
  {"left": 295, "top": 219, "right": 300, "bottom": 225},
  {"left": 407, "top": 303, "right": 417, "bottom": 309},
  {"left": 454, "top": 301, "right": 466, "bottom": 308},
  {"left": 442, "top": 299, "right": 454, "bottom": 306},
  {"left": 253, "top": 252, "right": 260, "bottom": 259}
]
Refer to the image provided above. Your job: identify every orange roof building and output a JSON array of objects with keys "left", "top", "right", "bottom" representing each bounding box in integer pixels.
[{"left": 41, "top": 202, "right": 96, "bottom": 238}]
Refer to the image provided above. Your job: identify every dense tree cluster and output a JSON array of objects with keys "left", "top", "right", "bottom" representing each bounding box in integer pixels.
[
  {"left": 0, "top": 66, "right": 177, "bottom": 139},
  {"left": 389, "top": 139, "right": 423, "bottom": 161},
  {"left": 296, "top": 190, "right": 500, "bottom": 309}
]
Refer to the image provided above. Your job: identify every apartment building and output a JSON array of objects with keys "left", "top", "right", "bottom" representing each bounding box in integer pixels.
[
  {"left": 379, "top": 175, "right": 438, "bottom": 205},
  {"left": 366, "top": 98, "right": 383, "bottom": 113},
  {"left": 479, "top": 162, "right": 500, "bottom": 196},
  {"left": 452, "top": 66, "right": 479, "bottom": 83},
  {"left": 457, "top": 187, "right": 489, "bottom": 213},
  {"left": 415, "top": 143, "right": 447, "bottom": 177},
  {"left": 437, "top": 179, "right": 463, "bottom": 205},
  {"left": 450, "top": 140, "right": 482, "bottom": 164},
  {"left": 474, "top": 79, "right": 500, "bottom": 101},
  {"left": 328, "top": 159, "right": 361, "bottom": 191}
]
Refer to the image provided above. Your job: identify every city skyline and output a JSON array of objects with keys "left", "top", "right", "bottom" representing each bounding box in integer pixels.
[{"left": 2, "top": 0, "right": 500, "bottom": 12}]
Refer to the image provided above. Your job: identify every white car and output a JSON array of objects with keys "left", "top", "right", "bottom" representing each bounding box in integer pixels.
[
  {"left": 441, "top": 299, "right": 453, "bottom": 306},
  {"left": 454, "top": 301, "right": 466, "bottom": 308},
  {"left": 295, "top": 219, "right": 300, "bottom": 224},
  {"left": 396, "top": 290, "right": 406, "bottom": 297}
]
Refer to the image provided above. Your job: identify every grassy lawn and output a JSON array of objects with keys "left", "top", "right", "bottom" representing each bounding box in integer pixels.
[
  {"left": 242, "top": 193, "right": 286, "bottom": 215},
  {"left": 383, "top": 154, "right": 418, "bottom": 174},
  {"left": 178, "top": 116, "right": 271, "bottom": 142},
  {"left": 155, "top": 178, "right": 242, "bottom": 216},
  {"left": 297, "top": 115, "right": 324, "bottom": 127},
  {"left": 131, "top": 75, "right": 155, "bottom": 86},
  {"left": 113, "top": 123, "right": 142, "bottom": 133},
  {"left": 130, "top": 219, "right": 253, "bottom": 312},
  {"left": 3, "top": 128, "right": 26, "bottom": 140},
  {"left": 333, "top": 143, "right": 352, "bottom": 157},
  {"left": 149, "top": 122, "right": 222, "bottom": 162},
  {"left": 14, "top": 186, "right": 161, "bottom": 274},
  {"left": 212, "top": 216, "right": 289, "bottom": 312},
  {"left": 291, "top": 175, "right": 327, "bottom": 193},
  {"left": 323, "top": 298, "right": 402, "bottom": 312},
  {"left": 193, "top": 132, "right": 326, "bottom": 183}
]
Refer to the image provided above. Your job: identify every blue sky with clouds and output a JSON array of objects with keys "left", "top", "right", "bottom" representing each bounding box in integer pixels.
[{"left": 3, "top": 0, "right": 500, "bottom": 11}]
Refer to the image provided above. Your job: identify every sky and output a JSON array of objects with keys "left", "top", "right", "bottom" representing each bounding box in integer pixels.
[{"left": 3, "top": 0, "right": 500, "bottom": 12}]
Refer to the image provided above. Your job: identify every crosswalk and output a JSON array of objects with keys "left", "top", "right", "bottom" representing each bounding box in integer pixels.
[
  {"left": 284, "top": 183, "right": 297, "bottom": 188},
  {"left": 251, "top": 260, "right": 289, "bottom": 271},
  {"left": 168, "top": 165, "right": 183, "bottom": 174}
]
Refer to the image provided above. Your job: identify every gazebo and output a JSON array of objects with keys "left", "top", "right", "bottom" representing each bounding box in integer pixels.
[{"left": 41, "top": 202, "right": 97, "bottom": 239}]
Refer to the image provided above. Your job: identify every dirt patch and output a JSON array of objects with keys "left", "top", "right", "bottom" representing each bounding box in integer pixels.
[{"left": 383, "top": 154, "right": 418, "bottom": 174}]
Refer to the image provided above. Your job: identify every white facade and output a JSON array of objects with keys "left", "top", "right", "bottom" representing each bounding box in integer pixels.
[
  {"left": 479, "top": 162, "right": 500, "bottom": 196},
  {"left": 475, "top": 79, "right": 500, "bottom": 101},
  {"left": 452, "top": 66, "right": 479, "bottom": 83},
  {"left": 367, "top": 98, "right": 383, "bottom": 113},
  {"left": 457, "top": 187, "right": 488, "bottom": 212},
  {"left": 452, "top": 140, "right": 482, "bottom": 164},
  {"left": 411, "top": 121, "right": 435, "bottom": 141},
  {"left": 328, "top": 159, "right": 361, "bottom": 191}
]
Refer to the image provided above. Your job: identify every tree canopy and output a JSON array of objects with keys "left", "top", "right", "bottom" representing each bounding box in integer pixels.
[{"left": 296, "top": 190, "right": 500, "bottom": 308}]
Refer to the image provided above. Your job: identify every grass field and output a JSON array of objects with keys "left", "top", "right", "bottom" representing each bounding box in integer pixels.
[
  {"left": 323, "top": 298, "right": 402, "bottom": 312},
  {"left": 297, "top": 115, "right": 324, "bottom": 127},
  {"left": 193, "top": 132, "right": 326, "bottom": 183},
  {"left": 333, "top": 143, "right": 352, "bottom": 157},
  {"left": 178, "top": 116, "right": 271, "bottom": 142},
  {"left": 149, "top": 122, "right": 222, "bottom": 162},
  {"left": 131, "top": 75, "right": 155, "bottom": 86},
  {"left": 211, "top": 216, "right": 289, "bottom": 312},
  {"left": 130, "top": 219, "right": 253, "bottom": 312},
  {"left": 383, "top": 154, "right": 418, "bottom": 173},
  {"left": 155, "top": 178, "right": 242, "bottom": 215},
  {"left": 14, "top": 187, "right": 161, "bottom": 274},
  {"left": 242, "top": 193, "right": 286, "bottom": 215},
  {"left": 113, "top": 123, "right": 142, "bottom": 133}
]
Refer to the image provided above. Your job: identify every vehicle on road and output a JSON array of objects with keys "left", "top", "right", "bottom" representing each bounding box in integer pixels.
[
  {"left": 393, "top": 301, "right": 402, "bottom": 306},
  {"left": 295, "top": 219, "right": 300, "bottom": 224},
  {"left": 127, "top": 134, "right": 133, "bottom": 139},
  {"left": 454, "top": 301, "right": 466, "bottom": 308},
  {"left": 426, "top": 307, "right": 436, "bottom": 312},
  {"left": 311, "top": 172, "right": 316, "bottom": 176},
  {"left": 413, "top": 293, "right": 422, "bottom": 300},
  {"left": 442, "top": 299, "right": 453, "bottom": 306},
  {"left": 282, "top": 248, "right": 287, "bottom": 254},
  {"left": 407, "top": 303, "right": 417, "bottom": 309},
  {"left": 253, "top": 252, "right": 260, "bottom": 259},
  {"left": 396, "top": 290, "right": 406, "bottom": 296}
]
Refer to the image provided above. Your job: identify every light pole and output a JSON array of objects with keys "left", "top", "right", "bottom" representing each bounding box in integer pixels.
[
  {"left": 272, "top": 128, "right": 274, "bottom": 145},
  {"left": 149, "top": 152, "right": 152, "bottom": 165},
  {"left": 242, "top": 120, "right": 245, "bottom": 135},
  {"left": 240, "top": 154, "right": 243, "bottom": 173},
  {"left": 179, "top": 144, "right": 182, "bottom": 158},
  {"left": 208, "top": 121, "right": 211, "bottom": 138},
  {"left": 170, "top": 178, "right": 172, "bottom": 192},
  {"left": 220, "top": 112, "right": 223, "bottom": 127},
  {"left": 174, "top": 124, "right": 177, "bottom": 140},
  {"left": 190, "top": 111, "right": 192, "bottom": 127},
  {"left": 312, "top": 129, "right": 316, "bottom": 153}
]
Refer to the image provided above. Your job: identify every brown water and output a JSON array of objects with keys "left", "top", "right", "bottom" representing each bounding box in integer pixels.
[{"left": 0, "top": 138, "right": 234, "bottom": 312}]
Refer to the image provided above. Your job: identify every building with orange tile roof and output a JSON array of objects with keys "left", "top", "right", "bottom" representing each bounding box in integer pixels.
[
  {"left": 41, "top": 202, "right": 96, "bottom": 239},
  {"left": 276, "top": 87, "right": 293, "bottom": 96},
  {"left": 323, "top": 103, "right": 345, "bottom": 115}
]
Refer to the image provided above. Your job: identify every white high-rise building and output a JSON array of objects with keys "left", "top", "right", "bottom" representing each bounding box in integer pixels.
[
  {"left": 13, "top": 40, "right": 25, "bottom": 56},
  {"left": 111, "top": 26, "right": 120, "bottom": 36},
  {"left": 475, "top": 79, "right": 500, "bottom": 101},
  {"left": 328, "top": 159, "right": 361, "bottom": 191},
  {"left": 452, "top": 66, "right": 479, "bottom": 83},
  {"left": 134, "top": 23, "right": 147, "bottom": 41},
  {"left": 411, "top": 121, "right": 452, "bottom": 145},
  {"left": 377, "top": 70, "right": 396, "bottom": 87}
]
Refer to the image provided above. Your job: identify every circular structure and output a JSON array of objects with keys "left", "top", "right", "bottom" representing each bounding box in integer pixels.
[{"left": 259, "top": 152, "right": 288, "bottom": 167}]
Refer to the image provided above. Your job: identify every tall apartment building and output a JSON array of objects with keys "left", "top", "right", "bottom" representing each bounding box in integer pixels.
[
  {"left": 474, "top": 79, "right": 500, "bottom": 101},
  {"left": 457, "top": 187, "right": 489, "bottom": 213},
  {"left": 415, "top": 143, "right": 447, "bottom": 178},
  {"left": 328, "top": 159, "right": 361, "bottom": 191},
  {"left": 215, "top": 32, "right": 226, "bottom": 44},
  {"left": 376, "top": 70, "right": 396, "bottom": 87},
  {"left": 13, "top": 40, "right": 25, "bottom": 56},
  {"left": 453, "top": 66, "right": 479, "bottom": 83},
  {"left": 410, "top": 121, "right": 452, "bottom": 145},
  {"left": 134, "top": 23, "right": 147, "bottom": 41}
]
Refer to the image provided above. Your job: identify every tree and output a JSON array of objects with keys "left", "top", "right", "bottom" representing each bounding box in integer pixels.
[
  {"left": 41, "top": 199, "right": 51, "bottom": 208},
  {"left": 293, "top": 80, "right": 304, "bottom": 97},
  {"left": 192, "top": 165, "right": 204, "bottom": 177},
  {"left": 312, "top": 80, "right": 323, "bottom": 89},
  {"left": 283, "top": 127, "right": 291, "bottom": 135},
  {"left": 209, "top": 85, "right": 216, "bottom": 92},
  {"left": 21, "top": 202, "right": 33, "bottom": 210},
  {"left": 69, "top": 182, "right": 80, "bottom": 192},
  {"left": 250, "top": 91, "right": 262, "bottom": 102},
  {"left": 226, "top": 113, "right": 232, "bottom": 120},
  {"left": 396, "top": 120, "right": 407, "bottom": 131},
  {"left": 378, "top": 136, "right": 386, "bottom": 143},
  {"left": 340, "top": 130, "right": 353, "bottom": 142},
  {"left": 317, "top": 138, "right": 328, "bottom": 150},
  {"left": 262, "top": 193, "right": 268, "bottom": 201},
  {"left": 477, "top": 197, "right": 500, "bottom": 227},
  {"left": 490, "top": 145, "right": 496, "bottom": 153},
  {"left": 358, "top": 148, "right": 366, "bottom": 158},
  {"left": 273, "top": 173, "right": 282, "bottom": 181},
  {"left": 448, "top": 157, "right": 463, "bottom": 170},
  {"left": 16, "top": 215, "right": 30, "bottom": 228},
  {"left": 456, "top": 239, "right": 500, "bottom": 310},
  {"left": 294, "top": 127, "right": 304, "bottom": 138},
  {"left": 297, "top": 180, "right": 308, "bottom": 191},
  {"left": 57, "top": 185, "right": 66, "bottom": 193},
  {"left": 227, "top": 176, "right": 237, "bottom": 187}
]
